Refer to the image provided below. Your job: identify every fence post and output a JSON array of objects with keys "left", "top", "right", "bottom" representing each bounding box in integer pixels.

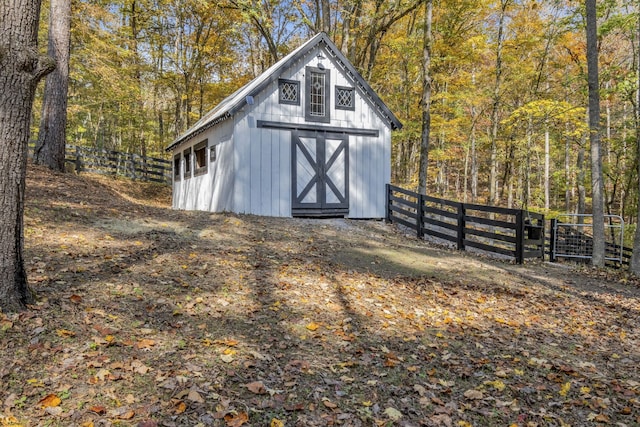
[
  {"left": 75, "top": 146, "right": 82, "bottom": 173},
  {"left": 385, "top": 184, "right": 391, "bottom": 223},
  {"left": 515, "top": 210, "right": 524, "bottom": 264},
  {"left": 416, "top": 192, "right": 424, "bottom": 238},
  {"left": 540, "top": 215, "right": 545, "bottom": 260},
  {"left": 457, "top": 202, "right": 465, "bottom": 251},
  {"left": 549, "top": 218, "right": 557, "bottom": 262}
]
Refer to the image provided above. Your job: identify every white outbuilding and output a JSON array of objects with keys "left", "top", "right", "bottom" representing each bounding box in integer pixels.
[{"left": 166, "top": 32, "right": 402, "bottom": 218}]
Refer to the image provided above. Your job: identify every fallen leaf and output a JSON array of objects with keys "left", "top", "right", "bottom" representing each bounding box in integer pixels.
[
  {"left": 559, "top": 382, "right": 571, "bottom": 397},
  {"left": 270, "top": 418, "right": 284, "bottom": 427},
  {"left": 38, "top": 394, "right": 61, "bottom": 408},
  {"left": 246, "top": 381, "right": 266, "bottom": 394},
  {"left": 89, "top": 405, "right": 106, "bottom": 415},
  {"left": 220, "top": 354, "right": 234, "bottom": 363},
  {"left": 463, "top": 389, "right": 483, "bottom": 400},
  {"left": 136, "top": 339, "right": 156, "bottom": 349},
  {"left": 136, "top": 421, "right": 158, "bottom": 427},
  {"left": 323, "top": 400, "right": 338, "bottom": 409},
  {"left": 430, "top": 413, "right": 452, "bottom": 427},
  {"left": 175, "top": 401, "right": 187, "bottom": 414},
  {"left": 384, "top": 407, "right": 402, "bottom": 421},
  {"left": 69, "top": 294, "right": 82, "bottom": 304},
  {"left": 56, "top": 329, "right": 76, "bottom": 337},
  {"left": 414, "top": 384, "right": 427, "bottom": 396},
  {"left": 45, "top": 406, "right": 63, "bottom": 416},
  {"left": 131, "top": 359, "right": 150, "bottom": 374},
  {"left": 224, "top": 411, "right": 249, "bottom": 427},
  {"left": 486, "top": 380, "right": 505, "bottom": 391},
  {"left": 187, "top": 389, "right": 205, "bottom": 403},
  {"left": 306, "top": 322, "right": 320, "bottom": 331},
  {"left": 117, "top": 410, "right": 135, "bottom": 420}
]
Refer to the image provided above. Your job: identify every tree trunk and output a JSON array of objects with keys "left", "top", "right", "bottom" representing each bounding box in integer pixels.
[
  {"left": 630, "top": 3, "right": 640, "bottom": 275},
  {"left": 34, "top": 0, "right": 71, "bottom": 171},
  {"left": 544, "top": 124, "right": 550, "bottom": 211},
  {"left": 577, "top": 144, "right": 586, "bottom": 224},
  {"left": 417, "top": 0, "right": 432, "bottom": 195},
  {"left": 565, "top": 122, "right": 571, "bottom": 213},
  {"left": 585, "top": 0, "right": 605, "bottom": 267},
  {"left": 0, "top": 0, "right": 54, "bottom": 312},
  {"left": 489, "top": 0, "right": 509, "bottom": 205}
]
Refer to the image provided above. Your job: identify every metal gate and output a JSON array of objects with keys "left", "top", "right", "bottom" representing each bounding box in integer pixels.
[{"left": 550, "top": 214, "right": 624, "bottom": 263}]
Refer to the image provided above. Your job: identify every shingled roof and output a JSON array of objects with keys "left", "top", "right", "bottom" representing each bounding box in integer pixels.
[{"left": 166, "top": 32, "right": 402, "bottom": 152}]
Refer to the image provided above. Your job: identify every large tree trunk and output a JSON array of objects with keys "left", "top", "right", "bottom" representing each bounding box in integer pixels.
[
  {"left": 0, "top": 0, "right": 54, "bottom": 312},
  {"left": 34, "top": 0, "right": 71, "bottom": 171},
  {"left": 585, "top": 0, "right": 605, "bottom": 267},
  {"left": 417, "top": 0, "right": 432, "bottom": 195}
]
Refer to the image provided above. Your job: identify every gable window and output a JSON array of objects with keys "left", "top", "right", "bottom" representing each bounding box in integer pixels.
[
  {"left": 173, "top": 154, "right": 181, "bottom": 181},
  {"left": 194, "top": 140, "right": 208, "bottom": 176},
  {"left": 183, "top": 147, "right": 192, "bottom": 179},
  {"left": 305, "top": 66, "right": 330, "bottom": 123},
  {"left": 335, "top": 86, "right": 355, "bottom": 111},
  {"left": 279, "top": 79, "right": 300, "bottom": 105}
]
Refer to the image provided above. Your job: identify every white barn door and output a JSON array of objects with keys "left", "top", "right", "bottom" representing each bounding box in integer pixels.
[{"left": 291, "top": 131, "right": 349, "bottom": 216}]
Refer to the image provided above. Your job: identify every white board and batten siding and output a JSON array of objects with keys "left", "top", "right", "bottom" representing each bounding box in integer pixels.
[
  {"left": 230, "top": 45, "right": 391, "bottom": 218},
  {"left": 172, "top": 119, "right": 234, "bottom": 212},
  {"left": 168, "top": 32, "right": 402, "bottom": 219}
]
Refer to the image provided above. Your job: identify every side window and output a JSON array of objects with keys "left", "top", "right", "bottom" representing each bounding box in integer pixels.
[
  {"left": 183, "top": 147, "right": 192, "bottom": 179},
  {"left": 335, "top": 86, "right": 355, "bottom": 111},
  {"left": 279, "top": 79, "right": 300, "bottom": 105},
  {"left": 194, "top": 140, "right": 208, "bottom": 176},
  {"left": 305, "top": 66, "right": 330, "bottom": 123},
  {"left": 173, "top": 154, "right": 181, "bottom": 181}
]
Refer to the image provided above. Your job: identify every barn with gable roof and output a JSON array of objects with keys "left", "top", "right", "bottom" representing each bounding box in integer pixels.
[{"left": 166, "top": 32, "right": 402, "bottom": 218}]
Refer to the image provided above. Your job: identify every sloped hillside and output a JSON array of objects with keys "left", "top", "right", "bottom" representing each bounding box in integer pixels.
[{"left": 0, "top": 164, "right": 638, "bottom": 427}]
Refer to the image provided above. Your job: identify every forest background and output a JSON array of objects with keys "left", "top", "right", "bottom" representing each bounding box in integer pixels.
[{"left": 33, "top": 0, "right": 640, "bottom": 242}]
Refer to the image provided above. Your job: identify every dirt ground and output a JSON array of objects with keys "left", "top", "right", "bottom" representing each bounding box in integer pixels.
[{"left": 1, "top": 164, "right": 639, "bottom": 427}]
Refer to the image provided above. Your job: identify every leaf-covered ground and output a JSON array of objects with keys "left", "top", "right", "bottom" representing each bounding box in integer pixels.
[{"left": 1, "top": 165, "right": 640, "bottom": 427}]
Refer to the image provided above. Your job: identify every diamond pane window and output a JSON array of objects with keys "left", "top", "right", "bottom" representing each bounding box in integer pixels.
[
  {"left": 279, "top": 79, "right": 299, "bottom": 105},
  {"left": 335, "top": 86, "right": 355, "bottom": 110}
]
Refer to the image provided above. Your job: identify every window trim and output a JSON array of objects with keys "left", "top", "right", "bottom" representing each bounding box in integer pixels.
[
  {"left": 183, "top": 147, "right": 192, "bottom": 179},
  {"left": 335, "top": 85, "right": 355, "bottom": 111},
  {"left": 305, "top": 66, "right": 330, "bottom": 123},
  {"left": 173, "top": 154, "right": 181, "bottom": 181},
  {"left": 278, "top": 78, "right": 300, "bottom": 105},
  {"left": 193, "top": 140, "right": 208, "bottom": 177}
]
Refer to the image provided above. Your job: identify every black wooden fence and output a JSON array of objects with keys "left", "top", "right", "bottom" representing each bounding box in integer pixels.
[
  {"left": 30, "top": 143, "right": 172, "bottom": 184},
  {"left": 386, "top": 184, "right": 545, "bottom": 264}
]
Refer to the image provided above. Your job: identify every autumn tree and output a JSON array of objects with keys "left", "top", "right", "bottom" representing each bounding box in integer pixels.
[
  {"left": 630, "top": 2, "right": 640, "bottom": 275},
  {"left": 585, "top": 0, "right": 605, "bottom": 267},
  {"left": 0, "top": 0, "right": 54, "bottom": 312},
  {"left": 417, "top": 0, "right": 432, "bottom": 195},
  {"left": 34, "top": 0, "right": 72, "bottom": 171}
]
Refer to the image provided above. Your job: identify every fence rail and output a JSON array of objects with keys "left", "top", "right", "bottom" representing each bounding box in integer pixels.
[
  {"left": 30, "top": 143, "right": 172, "bottom": 184},
  {"left": 386, "top": 184, "right": 545, "bottom": 264}
]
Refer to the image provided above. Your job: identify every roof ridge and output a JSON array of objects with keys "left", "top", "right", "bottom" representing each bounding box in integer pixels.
[{"left": 166, "top": 32, "right": 401, "bottom": 152}]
